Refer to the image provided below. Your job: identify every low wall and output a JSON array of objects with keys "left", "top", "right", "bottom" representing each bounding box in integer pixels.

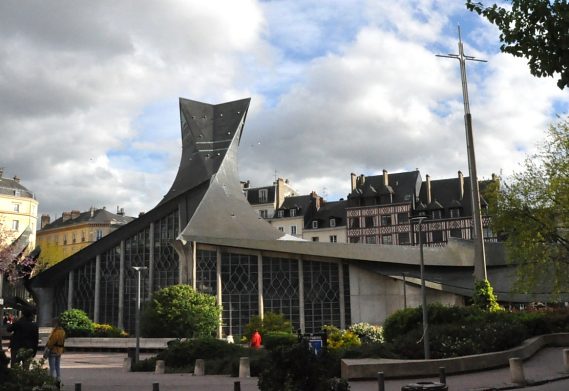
[
  {"left": 341, "top": 333, "right": 569, "bottom": 379},
  {"left": 39, "top": 336, "right": 173, "bottom": 351}
]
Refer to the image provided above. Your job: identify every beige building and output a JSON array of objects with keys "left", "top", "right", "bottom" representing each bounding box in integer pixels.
[
  {"left": 37, "top": 207, "right": 134, "bottom": 266},
  {"left": 243, "top": 178, "right": 297, "bottom": 219},
  {"left": 0, "top": 169, "right": 38, "bottom": 252}
]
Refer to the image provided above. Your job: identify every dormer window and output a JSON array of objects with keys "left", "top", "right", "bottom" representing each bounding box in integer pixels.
[
  {"left": 449, "top": 208, "right": 461, "bottom": 218},
  {"left": 277, "top": 210, "right": 284, "bottom": 218},
  {"left": 312, "top": 220, "right": 318, "bottom": 229},
  {"left": 329, "top": 218, "right": 336, "bottom": 227},
  {"left": 432, "top": 210, "right": 443, "bottom": 219},
  {"left": 259, "top": 189, "right": 268, "bottom": 203},
  {"left": 290, "top": 209, "right": 296, "bottom": 217}
]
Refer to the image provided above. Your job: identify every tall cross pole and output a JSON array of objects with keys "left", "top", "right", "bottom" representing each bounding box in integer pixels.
[{"left": 437, "top": 26, "right": 488, "bottom": 281}]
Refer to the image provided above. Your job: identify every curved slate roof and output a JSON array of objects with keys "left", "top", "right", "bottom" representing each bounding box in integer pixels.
[
  {"left": 41, "top": 209, "right": 133, "bottom": 231},
  {"left": 0, "top": 176, "right": 35, "bottom": 199}
]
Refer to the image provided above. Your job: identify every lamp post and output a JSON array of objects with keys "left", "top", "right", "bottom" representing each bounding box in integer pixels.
[
  {"left": 132, "top": 266, "right": 148, "bottom": 363},
  {"left": 410, "top": 216, "right": 430, "bottom": 359}
]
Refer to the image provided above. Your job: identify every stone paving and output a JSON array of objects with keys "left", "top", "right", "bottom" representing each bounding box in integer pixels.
[{"left": 3, "top": 346, "right": 569, "bottom": 390}]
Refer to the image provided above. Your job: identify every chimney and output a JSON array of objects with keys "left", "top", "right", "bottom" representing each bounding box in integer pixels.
[
  {"left": 62, "top": 212, "right": 72, "bottom": 222},
  {"left": 350, "top": 173, "right": 357, "bottom": 191},
  {"left": 118, "top": 207, "right": 125, "bottom": 216},
  {"left": 383, "top": 169, "right": 388, "bottom": 187},
  {"left": 357, "top": 174, "right": 365, "bottom": 188},
  {"left": 40, "top": 214, "right": 51, "bottom": 229},
  {"left": 13, "top": 176, "right": 20, "bottom": 183},
  {"left": 0, "top": 167, "right": 3, "bottom": 178},
  {"left": 71, "top": 210, "right": 81, "bottom": 219},
  {"left": 310, "top": 191, "right": 321, "bottom": 210},
  {"left": 90, "top": 207, "right": 95, "bottom": 217},
  {"left": 426, "top": 175, "right": 432, "bottom": 205},
  {"left": 138, "top": 212, "right": 146, "bottom": 217},
  {"left": 275, "top": 177, "right": 286, "bottom": 208},
  {"left": 458, "top": 171, "right": 464, "bottom": 200}
]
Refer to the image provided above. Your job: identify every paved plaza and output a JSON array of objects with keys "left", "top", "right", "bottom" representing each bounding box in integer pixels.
[{"left": 3, "top": 346, "right": 565, "bottom": 390}]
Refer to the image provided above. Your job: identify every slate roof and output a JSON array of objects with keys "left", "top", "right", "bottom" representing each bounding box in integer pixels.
[
  {"left": 245, "top": 186, "right": 276, "bottom": 205},
  {"left": 418, "top": 176, "right": 492, "bottom": 216},
  {"left": 307, "top": 200, "right": 348, "bottom": 229},
  {"left": 348, "top": 171, "right": 422, "bottom": 204},
  {"left": 0, "top": 176, "right": 35, "bottom": 199},
  {"left": 40, "top": 209, "right": 134, "bottom": 231}
]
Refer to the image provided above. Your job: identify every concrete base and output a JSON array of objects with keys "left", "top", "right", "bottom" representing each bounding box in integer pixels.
[
  {"left": 239, "top": 357, "right": 250, "bottom": 378},
  {"left": 194, "top": 359, "right": 205, "bottom": 376},
  {"left": 155, "top": 360, "right": 165, "bottom": 374},
  {"left": 341, "top": 333, "right": 569, "bottom": 379}
]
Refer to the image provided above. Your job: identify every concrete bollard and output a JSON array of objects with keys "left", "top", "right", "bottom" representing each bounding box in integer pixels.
[
  {"left": 123, "top": 357, "right": 132, "bottom": 372},
  {"left": 155, "top": 360, "right": 165, "bottom": 374},
  {"left": 439, "top": 366, "right": 446, "bottom": 385},
  {"left": 239, "top": 357, "right": 250, "bottom": 378},
  {"left": 75, "top": 384, "right": 82, "bottom": 391},
  {"left": 377, "top": 371, "right": 385, "bottom": 391},
  {"left": 152, "top": 382, "right": 159, "bottom": 391},
  {"left": 509, "top": 357, "right": 526, "bottom": 384},
  {"left": 234, "top": 381, "right": 241, "bottom": 391},
  {"left": 563, "top": 349, "right": 569, "bottom": 372},
  {"left": 194, "top": 359, "right": 205, "bottom": 376}
]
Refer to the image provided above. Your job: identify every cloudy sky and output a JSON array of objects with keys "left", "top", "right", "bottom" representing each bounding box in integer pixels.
[{"left": 1, "top": 0, "right": 567, "bottom": 218}]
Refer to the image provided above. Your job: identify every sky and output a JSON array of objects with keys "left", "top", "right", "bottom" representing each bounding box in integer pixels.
[{"left": 0, "top": 0, "right": 567, "bottom": 219}]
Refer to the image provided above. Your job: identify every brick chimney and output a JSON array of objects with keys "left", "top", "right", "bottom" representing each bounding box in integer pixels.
[
  {"left": 70, "top": 210, "right": 81, "bottom": 219},
  {"left": 383, "top": 169, "right": 389, "bottom": 187},
  {"left": 426, "top": 175, "right": 432, "bottom": 205},
  {"left": 40, "top": 214, "right": 51, "bottom": 229},
  {"left": 458, "top": 171, "right": 464, "bottom": 200},
  {"left": 62, "top": 212, "right": 72, "bottom": 222},
  {"left": 310, "top": 191, "right": 321, "bottom": 210},
  {"left": 350, "top": 173, "right": 357, "bottom": 191}
]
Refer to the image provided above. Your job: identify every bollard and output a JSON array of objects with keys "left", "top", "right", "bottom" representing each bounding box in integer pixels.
[
  {"left": 123, "top": 357, "right": 132, "bottom": 372},
  {"left": 234, "top": 381, "right": 241, "bottom": 391},
  {"left": 239, "top": 357, "right": 250, "bottom": 378},
  {"left": 194, "top": 358, "right": 205, "bottom": 376},
  {"left": 564, "top": 349, "right": 569, "bottom": 372},
  {"left": 152, "top": 382, "right": 159, "bottom": 391},
  {"left": 155, "top": 360, "right": 165, "bottom": 374},
  {"left": 377, "top": 371, "right": 385, "bottom": 391},
  {"left": 509, "top": 357, "right": 526, "bottom": 384},
  {"left": 439, "top": 366, "right": 446, "bottom": 385},
  {"left": 75, "top": 384, "right": 82, "bottom": 391}
]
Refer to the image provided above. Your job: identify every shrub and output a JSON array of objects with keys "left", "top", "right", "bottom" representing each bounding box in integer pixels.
[
  {"left": 263, "top": 331, "right": 297, "bottom": 350},
  {"left": 258, "top": 341, "right": 346, "bottom": 391},
  {"left": 93, "top": 323, "right": 127, "bottom": 338},
  {"left": 59, "top": 309, "right": 94, "bottom": 337},
  {"left": 2, "top": 357, "right": 57, "bottom": 390},
  {"left": 348, "top": 322, "right": 384, "bottom": 344},
  {"left": 141, "top": 284, "right": 221, "bottom": 338},
  {"left": 473, "top": 279, "right": 502, "bottom": 312},
  {"left": 243, "top": 312, "right": 292, "bottom": 340},
  {"left": 323, "top": 325, "right": 361, "bottom": 350},
  {"left": 131, "top": 357, "right": 157, "bottom": 372},
  {"left": 382, "top": 307, "right": 422, "bottom": 343},
  {"left": 157, "top": 337, "right": 243, "bottom": 368}
]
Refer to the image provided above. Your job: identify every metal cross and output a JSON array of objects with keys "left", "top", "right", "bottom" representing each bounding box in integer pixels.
[{"left": 436, "top": 26, "right": 488, "bottom": 281}]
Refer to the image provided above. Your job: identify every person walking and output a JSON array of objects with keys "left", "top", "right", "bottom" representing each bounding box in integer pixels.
[
  {"left": 45, "top": 318, "right": 66, "bottom": 386},
  {"left": 250, "top": 330, "right": 262, "bottom": 349},
  {"left": 7, "top": 309, "right": 39, "bottom": 368}
]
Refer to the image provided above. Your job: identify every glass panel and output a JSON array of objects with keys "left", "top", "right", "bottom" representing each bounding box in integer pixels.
[
  {"left": 153, "top": 210, "right": 179, "bottom": 291},
  {"left": 263, "top": 257, "right": 300, "bottom": 332},
  {"left": 73, "top": 258, "right": 96, "bottom": 320},
  {"left": 303, "top": 260, "right": 341, "bottom": 334},
  {"left": 123, "top": 228, "right": 150, "bottom": 333},
  {"left": 53, "top": 277, "right": 69, "bottom": 317},
  {"left": 99, "top": 245, "right": 121, "bottom": 327},
  {"left": 196, "top": 250, "right": 217, "bottom": 295}
]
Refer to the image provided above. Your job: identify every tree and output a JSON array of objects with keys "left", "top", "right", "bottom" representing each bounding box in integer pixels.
[
  {"left": 466, "top": 0, "right": 569, "bottom": 89},
  {"left": 0, "top": 222, "right": 37, "bottom": 283},
  {"left": 491, "top": 118, "right": 569, "bottom": 294},
  {"left": 141, "top": 284, "right": 221, "bottom": 338}
]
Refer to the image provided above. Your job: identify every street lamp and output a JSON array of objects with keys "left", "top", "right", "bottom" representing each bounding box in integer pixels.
[
  {"left": 410, "top": 216, "right": 430, "bottom": 359},
  {"left": 132, "top": 266, "right": 148, "bottom": 363}
]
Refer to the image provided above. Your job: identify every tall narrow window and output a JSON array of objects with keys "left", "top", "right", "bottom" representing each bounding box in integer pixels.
[
  {"left": 11, "top": 220, "right": 19, "bottom": 230},
  {"left": 12, "top": 203, "right": 20, "bottom": 212},
  {"left": 381, "top": 215, "right": 392, "bottom": 226},
  {"left": 277, "top": 210, "right": 284, "bottom": 218},
  {"left": 290, "top": 209, "right": 296, "bottom": 217},
  {"left": 329, "top": 218, "right": 336, "bottom": 227},
  {"left": 329, "top": 235, "right": 337, "bottom": 243},
  {"left": 312, "top": 221, "right": 318, "bottom": 229},
  {"left": 259, "top": 189, "right": 268, "bottom": 203},
  {"left": 291, "top": 225, "right": 297, "bottom": 235}
]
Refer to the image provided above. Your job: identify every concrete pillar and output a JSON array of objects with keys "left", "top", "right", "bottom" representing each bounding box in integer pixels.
[
  {"left": 191, "top": 241, "right": 197, "bottom": 290},
  {"left": 172, "top": 240, "right": 191, "bottom": 285},
  {"left": 123, "top": 357, "right": 132, "bottom": 372},
  {"left": 216, "top": 247, "right": 223, "bottom": 338},
  {"left": 67, "top": 271, "right": 74, "bottom": 310},
  {"left": 258, "top": 253, "right": 264, "bottom": 320},
  {"left": 149, "top": 223, "right": 155, "bottom": 293},
  {"left": 509, "top": 357, "right": 526, "bottom": 384},
  {"left": 338, "top": 262, "right": 345, "bottom": 329},
  {"left": 239, "top": 357, "right": 250, "bottom": 378},
  {"left": 563, "top": 349, "right": 569, "bottom": 372},
  {"left": 298, "top": 257, "right": 305, "bottom": 333},
  {"left": 155, "top": 360, "right": 165, "bottom": 374},
  {"left": 94, "top": 255, "right": 101, "bottom": 323},
  {"left": 118, "top": 240, "right": 125, "bottom": 330},
  {"left": 35, "top": 287, "right": 54, "bottom": 326},
  {"left": 194, "top": 359, "right": 205, "bottom": 376}
]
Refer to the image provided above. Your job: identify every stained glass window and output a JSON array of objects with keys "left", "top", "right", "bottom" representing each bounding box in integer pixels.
[
  {"left": 73, "top": 258, "right": 96, "bottom": 320},
  {"left": 196, "top": 249, "right": 217, "bottom": 295},
  {"left": 99, "top": 245, "right": 121, "bottom": 326},
  {"left": 153, "top": 210, "right": 179, "bottom": 291},
  {"left": 123, "top": 228, "right": 150, "bottom": 333},
  {"left": 303, "top": 259, "right": 341, "bottom": 334},
  {"left": 263, "top": 257, "right": 300, "bottom": 331}
]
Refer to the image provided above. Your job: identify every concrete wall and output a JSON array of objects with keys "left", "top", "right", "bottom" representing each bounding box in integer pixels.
[{"left": 349, "top": 264, "right": 463, "bottom": 325}]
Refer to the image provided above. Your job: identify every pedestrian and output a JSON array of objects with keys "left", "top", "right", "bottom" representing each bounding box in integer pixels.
[
  {"left": 250, "top": 329, "right": 262, "bottom": 349},
  {"left": 7, "top": 309, "right": 39, "bottom": 368},
  {"left": 45, "top": 317, "right": 66, "bottom": 386}
]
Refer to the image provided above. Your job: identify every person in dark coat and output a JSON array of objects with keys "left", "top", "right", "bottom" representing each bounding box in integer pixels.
[{"left": 7, "top": 309, "right": 39, "bottom": 368}]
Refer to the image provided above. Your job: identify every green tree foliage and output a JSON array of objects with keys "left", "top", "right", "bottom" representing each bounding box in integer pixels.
[
  {"left": 490, "top": 119, "right": 569, "bottom": 294},
  {"left": 141, "top": 284, "right": 221, "bottom": 338},
  {"left": 473, "top": 279, "right": 502, "bottom": 312},
  {"left": 466, "top": 0, "right": 569, "bottom": 89},
  {"left": 60, "top": 308, "right": 95, "bottom": 337}
]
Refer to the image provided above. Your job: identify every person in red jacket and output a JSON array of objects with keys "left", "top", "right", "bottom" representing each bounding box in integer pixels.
[{"left": 250, "top": 330, "right": 262, "bottom": 348}]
